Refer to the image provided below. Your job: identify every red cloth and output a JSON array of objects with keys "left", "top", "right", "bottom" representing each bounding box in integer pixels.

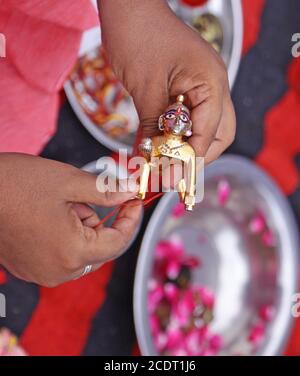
[
  {"left": 0, "top": 0, "right": 99, "bottom": 154},
  {"left": 20, "top": 262, "right": 114, "bottom": 356}
]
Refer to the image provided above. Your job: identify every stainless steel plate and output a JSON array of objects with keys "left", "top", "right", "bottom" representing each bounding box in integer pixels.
[{"left": 134, "top": 155, "right": 299, "bottom": 355}]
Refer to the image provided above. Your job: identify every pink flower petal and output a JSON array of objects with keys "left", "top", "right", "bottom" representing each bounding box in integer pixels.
[
  {"left": 150, "top": 314, "right": 160, "bottom": 335},
  {"left": 155, "top": 237, "right": 184, "bottom": 261},
  {"left": 172, "top": 202, "right": 185, "bottom": 218},
  {"left": 170, "top": 348, "right": 188, "bottom": 356},
  {"left": 183, "top": 256, "right": 201, "bottom": 268},
  {"left": 168, "top": 234, "right": 184, "bottom": 254},
  {"left": 185, "top": 329, "right": 202, "bottom": 355},
  {"left": 194, "top": 285, "right": 215, "bottom": 309},
  {"left": 248, "top": 323, "right": 265, "bottom": 345},
  {"left": 166, "top": 327, "right": 184, "bottom": 349},
  {"left": 249, "top": 213, "right": 266, "bottom": 234},
  {"left": 200, "top": 348, "right": 216, "bottom": 356},
  {"left": 155, "top": 241, "right": 174, "bottom": 260},
  {"left": 148, "top": 284, "right": 164, "bottom": 312},
  {"left": 164, "top": 283, "right": 179, "bottom": 302},
  {"left": 154, "top": 332, "right": 168, "bottom": 352},
  {"left": 217, "top": 179, "right": 231, "bottom": 206},
  {"left": 209, "top": 334, "right": 223, "bottom": 351},
  {"left": 259, "top": 305, "right": 275, "bottom": 322},
  {"left": 173, "top": 289, "right": 195, "bottom": 326},
  {"left": 262, "top": 229, "right": 276, "bottom": 247},
  {"left": 198, "top": 326, "right": 210, "bottom": 342},
  {"left": 148, "top": 278, "right": 158, "bottom": 292},
  {"left": 166, "top": 260, "right": 181, "bottom": 280}
]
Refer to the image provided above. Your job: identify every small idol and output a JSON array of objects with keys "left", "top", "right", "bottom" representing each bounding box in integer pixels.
[{"left": 137, "top": 95, "right": 196, "bottom": 211}]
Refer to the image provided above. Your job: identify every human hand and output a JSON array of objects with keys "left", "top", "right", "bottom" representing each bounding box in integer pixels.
[
  {"left": 0, "top": 153, "right": 142, "bottom": 287},
  {"left": 98, "top": 0, "right": 236, "bottom": 164}
]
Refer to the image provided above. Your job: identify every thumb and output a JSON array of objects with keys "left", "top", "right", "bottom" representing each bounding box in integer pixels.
[
  {"left": 67, "top": 169, "right": 139, "bottom": 207},
  {"left": 134, "top": 82, "right": 169, "bottom": 139}
]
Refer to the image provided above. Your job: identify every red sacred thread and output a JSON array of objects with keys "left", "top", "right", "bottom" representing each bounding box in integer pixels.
[{"left": 93, "top": 192, "right": 164, "bottom": 229}]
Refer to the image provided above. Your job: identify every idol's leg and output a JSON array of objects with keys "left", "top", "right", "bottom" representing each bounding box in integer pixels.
[
  {"left": 184, "top": 155, "right": 196, "bottom": 211},
  {"left": 137, "top": 161, "right": 151, "bottom": 200},
  {"left": 177, "top": 178, "right": 186, "bottom": 203}
]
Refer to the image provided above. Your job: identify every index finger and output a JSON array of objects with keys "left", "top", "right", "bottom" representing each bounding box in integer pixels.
[{"left": 83, "top": 199, "right": 143, "bottom": 264}]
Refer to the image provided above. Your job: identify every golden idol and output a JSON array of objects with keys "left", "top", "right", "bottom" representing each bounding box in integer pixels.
[{"left": 137, "top": 95, "right": 196, "bottom": 211}]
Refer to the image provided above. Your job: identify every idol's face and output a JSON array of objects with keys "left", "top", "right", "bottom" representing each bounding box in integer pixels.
[{"left": 162, "top": 107, "right": 191, "bottom": 136}]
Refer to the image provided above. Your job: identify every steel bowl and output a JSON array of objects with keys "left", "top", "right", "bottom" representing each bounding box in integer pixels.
[
  {"left": 65, "top": 0, "right": 243, "bottom": 153},
  {"left": 134, "top": 155, "right": 299, "bottom": 356}
]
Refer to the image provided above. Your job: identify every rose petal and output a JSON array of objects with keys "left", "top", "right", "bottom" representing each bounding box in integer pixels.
[
  {"left": 262, "top": 229, "right": 276, "bottom": 247},
  {"left": 217, "top": 179, "right": 231, "bottom": 206},
  {"left": 183, "top": 256, "right": 201, "bottom": 268},
  {"left": 194, "top": 285, "right": 215, "bottom": 309},
  {"left": 259, "top": 305, "right": 275, "bottom": 322},
  {"left": 209, "top": 334, "right": 223, "bottom": 351},
  {"left": 249, "top": 213, "right": 266, "bottom": 234},
  {"left": 185, "top": 330, "right": 201, "bottom": 355},
  {"left": 150, "top": 314, "right": 160, "bottom": 335},
  {"left": 148, "top": 285, "right": 164, "bottom": 312},
  {"left": 248, "top": 323, "right": 265, "bottom": 345},
  {"left": 154, "top": 332, "right": 168, "bottom": 352},
  {"left": 172, "top": 202, "right": 185, "bottom": 218},
  {"left": 166, "top": 260, "right": 181, "bottom": 280},
  {"left": 166, "top": 327, "right": 184, "bottom": 349},
  {"left": 164, "top": 283, "right": 179, "bottom": 302}
]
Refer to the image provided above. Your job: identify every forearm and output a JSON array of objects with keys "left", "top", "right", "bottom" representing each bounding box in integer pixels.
[
  {"left": 97, "top": 0, "right": 169, "bottom": 24},
  {"left": 97, "top": 0, "right": 175, "bottom": 50}
]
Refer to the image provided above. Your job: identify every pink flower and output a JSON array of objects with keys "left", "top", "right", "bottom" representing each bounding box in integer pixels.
[
  {"left": 185, "top": 329, "right": 202, "bottom": 355},
  {"left": 259, "top": 305, "right": 275, "bottom": 322},
  {"left": 170, "top": 348, "right": 188, "bottom": 356},
  {"left": 164, "top": 283, "right": 179, "bottom": 302},
  {"left": 148, "top": 284, "right": 164, "bottom": 313},
  {"left": 184, "top": 256, "right": 201, "bottom": 268},
  {"left": 249, "top": 213, "right": 266, "bottom": 234},
  {"left": 168, "top": 235, "right": 185, "bottom": 255},
  {"left": 0, "top": 328, "right": 26, "bottom": 356},
  {"left": 155, "top": 241, "right": 174, "bottom": 260},
  {"left": 248, "top": 323, "right": 265, "bottom": 346},
  {"left": 173, "top": 289, "right": 195, "bottom": 326},
  {"left": 209, "top": 334, "right": 223, "bottom": 352},
  {"left": 166, "top": 327, "right": 184, "bottom": 350},
  {"left": 155, "top": 236, "right": 184, "bottom": 261},
  {"left": 217, "top": 179, "right": 231, "bottom": 206},
  {"left": 166, "top": 260, "right": 181, "bottom": 280},
  {"left": 172, "top": 202, "right": 185, "bottom": 218},
  {"left": 262, "top": 229, "right": 276, "bottom": 247},
  {"left": 198, "top": 326, "right": 210, "bottom": 342},
  {"left": 200, "top": 348, "right": 216, "bottom": 356},
  {"left": 154, "top": 332, "right": 168, "bottom": 352},
  {"left": 150, "top": 314, "right": 160, "bottom": 335},
  {"left": 148, "top": 278, "right": 158, "bottom": 291},
  {"left": 194, "top": 285, "right": 215, "bottom": 309}
]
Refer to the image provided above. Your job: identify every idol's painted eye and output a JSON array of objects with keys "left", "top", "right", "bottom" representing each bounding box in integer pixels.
[
  {"left": 180, "top": 114, "right": 188, "bottom": 122},
  {"left": 165, "top": 113, "right": 175, "bottom": 119}
]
